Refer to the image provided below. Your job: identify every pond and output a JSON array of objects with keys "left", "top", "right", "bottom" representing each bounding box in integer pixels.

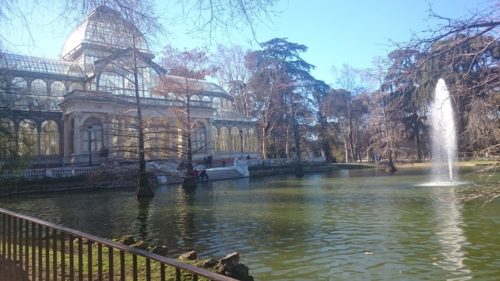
[{"left": 1, "top": 167, "right": 499, "bottom": 280}]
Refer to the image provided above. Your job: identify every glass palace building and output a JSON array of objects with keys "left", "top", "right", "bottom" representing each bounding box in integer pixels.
[{"left": 0, "top": 6, "right": 258, "bottom": 167}]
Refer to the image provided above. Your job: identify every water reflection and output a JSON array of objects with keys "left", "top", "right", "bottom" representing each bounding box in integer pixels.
[
  {"left": 175, "top": 186, "right": 197, "bottom": 250},
  {"left": 135, "top": 198, "right": 153, "bottom": 241},
  {"left": 432, "top": 188, "right": 471, "bottom": 280},
  {"left": 0, "top": 169, "right": 497, "bottom": 280}
]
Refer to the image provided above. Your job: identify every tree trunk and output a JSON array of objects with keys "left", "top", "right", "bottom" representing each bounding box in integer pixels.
[
  {"left": 416, "top": 130, "right": 422, "bottom": 162},
  {"left": 261, "top": 126, "right": 267, "bottom": 159},
  {"left": 285, "top": 124, "right": 290, "bottom": 158},
  {"left": 133, "top": 46, "right": 154, "bottom": 198},
  {"left": 291, "top": 110, "right": 303, "bottom": 178},
  {"left": 318, "top": 113, "right": 333, "bottom": 162},
  {"left": 183, "top": 94, "right": 197, "bottom": 189},
  {"left": 344, "top": 137, "right": 349, "bottom": 163},
  {"left": 386, "top": 149, "right": 397, "bottom": 174}
]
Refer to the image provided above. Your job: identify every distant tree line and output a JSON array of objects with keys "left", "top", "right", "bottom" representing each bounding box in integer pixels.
[
  {"left": 211, "top": 3, "right": 499, "bottom": 164},
  {"left": 1, "top": 0, "right": 498, "bottom": 173}
]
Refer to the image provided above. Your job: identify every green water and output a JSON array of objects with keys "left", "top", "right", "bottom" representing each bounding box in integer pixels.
[{"left": 1, "top": 167, "right": 499, "bottom": 280}]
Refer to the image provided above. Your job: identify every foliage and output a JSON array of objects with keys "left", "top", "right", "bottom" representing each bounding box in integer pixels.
[
  {"left": 246, "top": 38, "right": 322, "bottom": 164},
  {"left": 213, "top": 45, "right": 254, "bottom": 117},
  {"left": 384, "top": 3, "right": 500, "bottom": 157},
  {"left": 156, "top": 46, "right": 217, "bottom": 177}
]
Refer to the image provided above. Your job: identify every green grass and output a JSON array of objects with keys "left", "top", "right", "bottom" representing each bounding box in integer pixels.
[{"left": 0, "top": 238, "right": 220, "bottom": 281}]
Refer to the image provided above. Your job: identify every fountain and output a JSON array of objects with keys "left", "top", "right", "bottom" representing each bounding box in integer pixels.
[{"left": 430, "top": 78, "right": 457, "bottom": 185}]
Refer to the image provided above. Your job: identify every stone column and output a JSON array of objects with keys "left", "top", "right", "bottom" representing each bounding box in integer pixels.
[
  {"left": 73, "top": 113, "right": 81, "bottom": 159},
  {"left": 36, "top": 123, "right": 41, "bottom": 157},
  {"left": 57, "top": 119, "right": 64, "bottom": 165},
  {"left": 206, "top": 118, "right": 214, "bottom": 156},
  {"left": 62, "top": 116, "right": 69, "bottom": 162}
]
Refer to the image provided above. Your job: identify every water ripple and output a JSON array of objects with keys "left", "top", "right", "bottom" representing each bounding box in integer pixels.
[{"left": 0, "top": 170, "right": 498, "bottom": 280}]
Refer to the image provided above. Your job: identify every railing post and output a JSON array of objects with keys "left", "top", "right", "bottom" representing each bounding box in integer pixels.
[
  {"left": 53, "top": 229, "right": 58, "bottom": 281},
  {"left": 24, "top": 220, "right": 29, "bottom": 279},
  {"left": 43, "top": 226, "right": 48, "bottom": 281},
  {"left": 146, "top": 258, "right": 151, "bottom": 281},
  {"left": 108, "top": 245, "right": 113, "bottom": 281},
  {"left": 120, "top": 250, "right": 125, "bottom": 281},
  {"left": 133, "top": 254, "right": 138, "bottom": 281},
  {"left": 160, "top": 263, "right": 166, "bottom": 281},
  {"left": 13, "top": 216, "right": 17, "bottom": 264},
  {"left": 87, "top": 240, "right": 93, "bottom": 281},
  {"left": 98, "top": 243, "right": 103, "bottom": 281},
  {"left": 18, "top": 218, "right": 24, "bottom": 274},
  {"left": 0, "top": 213, "right": 4, "bottom": 256},
  {"left": 37, "top": 224, "right": 42, "bottom": 281},
  {"left": 7, "top": 214, "right": 11, "bottom": 261},
  {"left": 69, "top": 234, "right": 74, "bottom": 281},
  {"left": 31, "top": 222, "right": 36, "bottom": 281},
  {"left": 61, "top": 232, "right": 66, "bottom": 281},
  {"left": 78, "top": 237, "right": 83, "bottom": 281},
  {"left": 176, "top": 268, "right": 181, "bottom": 281},
  {"left": 0, "top": 209, "right": 237, "bottom": 281}
]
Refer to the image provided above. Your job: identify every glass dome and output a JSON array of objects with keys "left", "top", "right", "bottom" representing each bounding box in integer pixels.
[{"left": 60, "top": 6, "right": 150, "bottom": 58}]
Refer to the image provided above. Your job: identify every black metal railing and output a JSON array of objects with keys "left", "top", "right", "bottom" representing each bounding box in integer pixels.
[{"left": 0, "top": 208, "right": 237, "bottom": 281}]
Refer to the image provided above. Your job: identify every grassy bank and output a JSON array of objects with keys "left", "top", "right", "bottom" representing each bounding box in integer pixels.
[{"left": 0, "top": 239, "right": 225, "bottom": 281}]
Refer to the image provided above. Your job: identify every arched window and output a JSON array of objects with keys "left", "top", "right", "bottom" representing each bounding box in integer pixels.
[
  {"left": 174, "top": 119, "right": 183, "bottom": 157},
  {"left": 212, "top": 97, "right": 222, "bottom": 111},
  {"left": 241, "top": 128, "right": 248, "bottom": 152},
  {"left": 230, "top": 127, "right": 240, "bottom": 152},
  {"left": 142, "top": 117, "right": 161, "bottom": 160},
  {"left": 167, "top": 92, "right": 177, "bottom": 100},
  {"left": 11, "top": 77, "right": 28, "bottom": 92},
  {"left": 19, "top": 119, "right": 38, "bottom": 156},
  {"left": 158, "top": 119, "right": 171, "bottom": 157},
  {"left": 49, "top": 98, "right": 61, "bottom": 111},
  {"left": 40, "top": 120, "right": 59, "bottom": 155},
  {"left": 68, "top": 83, "right": 83, "bottom": 91},
  {"left": 14, "top": 96, "right": 30, "bottom": 109},
  {"left": 191, "top": 95, "right": 200, "bottom": 101},
  {"left": 100, "top": 73, "right": 125, "bottom": 95},
  {"left": 193, "top": 122, "right": 207, "bottom": 153},
  {"left": 83, "top": 117, "right": 103, "bottom": 154},
  {"left": 143, "top": 119, "right": 153, "bottom": 160},
  {"left": 211, "top": 126, "right": 219, "bottom": 152},
  {"left": 151, "top": 118, "right": 162, "bottom": 159},
  {"left": 111, "top": 118, "right": 123, "bottom": 158},
  {"left": 31, "top": 79, "right": 47, "bottom": 95},
  {"left": 51, "top": 81, "right": 66, "bottom": 96},
  {"left": 0, "top": 119, "right": 15, "bottom": 158},
  {"left": 248, "top": 128, "right": 257, "bottom": 152},
  {"left": 219, "top": 127, "right": 229, "bottom": 152},
  {"left": 123, "top": 117, "right": 138, "bottom": 159}
]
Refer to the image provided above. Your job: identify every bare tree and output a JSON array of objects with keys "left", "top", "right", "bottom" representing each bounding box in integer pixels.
[
  {"left": 155, "top": 45, "right": 217, "bottom": 188},
  {"left": 212, "top": 45, "right": 254, "bottom": 117},
  {"left": 331, "top": 64, "right": 368, "bottom": 162},
  {"left": 391, "top": 2, "right": 499, "bottom": 157},
  {"left": 87, "top": 5, "right": 161, "bottom": 198},
  {"left": 173, "top": 0, "right": 281, "bottom": 38}
]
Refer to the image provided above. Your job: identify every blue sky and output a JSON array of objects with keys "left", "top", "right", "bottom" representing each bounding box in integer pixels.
[{"left": 1, "top": 0, "right": 493, "bottom": 85}]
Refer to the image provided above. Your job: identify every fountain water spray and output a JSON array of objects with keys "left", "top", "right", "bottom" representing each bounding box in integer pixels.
[{"left": 430, "top": 79, "right": 457, "bottom": 184}]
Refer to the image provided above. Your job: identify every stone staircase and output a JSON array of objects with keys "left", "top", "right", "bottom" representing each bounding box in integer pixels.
[
  {"left": 165, "top": 167, "right": 246, "bottom": 184},
  {"left": 206, "top": 167, "right": 246, "bottom": 181}
]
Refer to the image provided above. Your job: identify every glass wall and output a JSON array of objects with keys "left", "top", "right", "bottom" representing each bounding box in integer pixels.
[
  {"left": 0, "top": 119, "right": 15, "bottom": 158},
  {"left": 40, "top": 120, "right": 59, "bottom": 155},
  {"left": 18, "top": 119, "right": 38, "bottom": 156}
]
